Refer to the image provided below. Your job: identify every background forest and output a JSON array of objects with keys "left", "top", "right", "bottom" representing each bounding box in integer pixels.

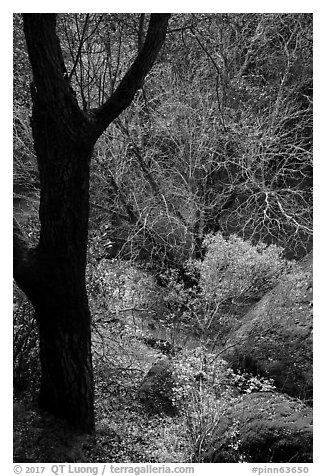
[{"left": 13, "top": 13, "right": 313, "bottom": 463}]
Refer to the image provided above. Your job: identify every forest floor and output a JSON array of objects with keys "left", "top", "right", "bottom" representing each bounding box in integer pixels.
[{"left": 13, "top": 351, "right": 192, "bottom": 463}]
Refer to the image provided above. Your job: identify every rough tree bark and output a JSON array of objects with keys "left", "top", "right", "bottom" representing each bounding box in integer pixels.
[{"left": 14, "top": 13, "right": 170, "bottom": 433}]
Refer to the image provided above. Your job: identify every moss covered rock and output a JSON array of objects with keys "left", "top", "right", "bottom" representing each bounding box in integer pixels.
[
  {"left": 224, "top": 252, "right": 312, "bottom": 401},
  {"left": 138, "top": 357, "right": 177, "bottom": 415},
  {"left": 204, "top": 392, "right": 313, "bottom": 463}
]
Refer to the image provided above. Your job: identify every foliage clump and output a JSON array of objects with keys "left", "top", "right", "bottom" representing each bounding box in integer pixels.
[
  {"left": 169, "top": 347, "right": 276, "bottom": 461},
  {"left": 161, "top": 233, "right": 290, "bottom": 342},
  {"left": 198, "top": 233, "right": 289, "bottom": 304}
]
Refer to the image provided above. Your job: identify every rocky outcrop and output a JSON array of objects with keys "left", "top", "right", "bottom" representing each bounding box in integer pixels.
[
  {"left": 204, "top": 392, "right": 313, "bottom": 463},
  {"left": 138, "top": 357, "right": 177, "bottom": 415},
  {"left": 223, "top": 252, "right": 313, "bottom": 402}
]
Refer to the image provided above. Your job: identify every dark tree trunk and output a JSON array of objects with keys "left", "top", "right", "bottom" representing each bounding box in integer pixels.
[
  {"left": 14, "top": 13, "right": 170, "bottom": 433},
  {"left": 35, "top": 254, "right": 94, "bottom": 430},
  {"left": 14, "top": 237, "right": 95, "bottom": 431},
  {"left": 18, "top": 14, "right": 96, "bottom": 431},
  {"left": 14, "top": 125, "right": 95, "bottom": 431}
]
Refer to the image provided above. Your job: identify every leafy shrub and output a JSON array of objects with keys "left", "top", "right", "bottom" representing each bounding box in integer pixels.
[
  {"left": 197, "top": 233, "right": 289, "bottom": 305},
  {"left": 223, "top": 368, "right": 275, "bottom": 395},
  {"left": 170, "top": 347, "right": 276, "bottom": 461},
  {"left": 86, "top": 257, "right": 163, "bottom": 407},
  {"left": 87, "top": 257, "right": 159, "bottom": 328},
  {"left": 158, "top": 268, "right": 201, "bottom": 340},
  {"left": 160, "top": 233, "right": 291, "bottom": 341}
]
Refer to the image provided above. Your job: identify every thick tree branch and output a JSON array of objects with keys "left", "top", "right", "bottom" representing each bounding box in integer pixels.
[
  {"left": 23, "top": 14, "right": 89, "bottom": 143},
  {"left": 91, "top": 14, "right": 170, "bottom": 140},
  {"left": 23, "top": 15, "right": 64, "bottom": 84}
]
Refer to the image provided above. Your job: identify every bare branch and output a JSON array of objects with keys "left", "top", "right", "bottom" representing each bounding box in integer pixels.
[{"left": 91, "top": 14, "right": 170, "bottom": 139}]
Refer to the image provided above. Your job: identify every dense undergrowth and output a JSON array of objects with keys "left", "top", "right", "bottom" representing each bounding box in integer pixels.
[{"left": 14, "top": 233, "right": 293, "bottom": 463}]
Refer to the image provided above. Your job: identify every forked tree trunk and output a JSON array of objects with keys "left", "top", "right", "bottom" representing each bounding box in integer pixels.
[{"left": 14, "top": 13, "right": 170, "bottom": 433}]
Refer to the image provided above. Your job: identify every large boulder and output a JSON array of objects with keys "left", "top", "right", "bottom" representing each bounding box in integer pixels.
[
  {"left": 223, "top": 252, "right": 312, "bottom": 401},
  {"left": 204, "top": 392, "right": 313, "bottom": 463},
  {"left": 138, "top": 357, "right": 177, "bottom": 415}
]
